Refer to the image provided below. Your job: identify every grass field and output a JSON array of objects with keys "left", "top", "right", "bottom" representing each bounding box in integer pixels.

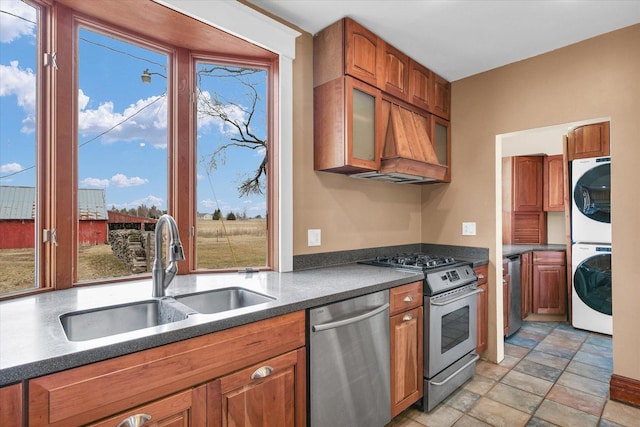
[{"left": 0, "top": 219, "right": 267, "bottom": 294}]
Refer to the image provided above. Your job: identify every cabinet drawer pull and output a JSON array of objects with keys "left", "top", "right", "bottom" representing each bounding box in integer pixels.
[
  {"left": 402, "top": 314, "right": 414, "bottom": 322},
  {"left": 477, "top": 274, "right": 485, "bottom": 279},
  {"left": 403, "top": 295, "right": 414, "bottom": 303},
  {"left": 116, "top": 414, "right": 152, "bottom": 427},
  {"left": 251, "top": 365, "right": 274, "bottom": 380}
]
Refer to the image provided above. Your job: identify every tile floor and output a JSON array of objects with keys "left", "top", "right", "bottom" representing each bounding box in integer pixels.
[{"left": 387, "top": 321, "right": 640, "bottom": 427}]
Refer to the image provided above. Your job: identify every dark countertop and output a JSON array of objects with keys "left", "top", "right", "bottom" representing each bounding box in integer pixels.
[
  {"left": 0, "top": 264, "right": 424, "bottom": 386},
  {"left": 503, "top": 244, "right": 567, "bottom": 257}
]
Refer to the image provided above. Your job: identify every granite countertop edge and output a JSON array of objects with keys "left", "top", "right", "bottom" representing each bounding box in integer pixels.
[{"left": 0, "top": 263, "right": 426, "bottom": 386}]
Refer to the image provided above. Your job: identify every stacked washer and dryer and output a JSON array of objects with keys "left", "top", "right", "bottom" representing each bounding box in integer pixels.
[{"left": 571, "top": 156, "right": 612, "bottom": 335}]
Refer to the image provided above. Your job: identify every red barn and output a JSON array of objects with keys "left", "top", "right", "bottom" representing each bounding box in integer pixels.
[{"left": 0, "top": 186, "right": 108, "bottom": 249}]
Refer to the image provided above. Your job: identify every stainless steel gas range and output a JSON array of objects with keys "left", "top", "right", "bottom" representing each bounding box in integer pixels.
[{"left": 361, "top": 253, "right": 482, "bottom": 411}]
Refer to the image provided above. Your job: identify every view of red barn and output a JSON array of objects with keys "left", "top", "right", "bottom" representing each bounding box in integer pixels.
[{"left": 0, "top": 186, "right": 127, "bottom": 249}]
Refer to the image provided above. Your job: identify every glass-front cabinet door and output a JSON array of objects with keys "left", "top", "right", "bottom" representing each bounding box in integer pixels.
[
  {"left": 347, "top": 77, "right": 382, "bottom": 171},
  {"left": 431, "top": 115, "right": 451, "bottom": 182}
]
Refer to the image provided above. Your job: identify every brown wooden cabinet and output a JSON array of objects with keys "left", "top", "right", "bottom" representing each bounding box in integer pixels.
[
  {"left": 543, "top": 154, "right": 566, "bottom": 211},
  {"left": 503, "top": 156, "right": 547, "bottom": 244},
  {"left": 521, "top": 251, "right": 533, "bottom": 319},
  {"left": 408, "top": 60, "right": 432, "bottom": 112},
  {"left": 0, "top": 383, "right": 22, "bottom": 427},
  {"left": 314, "top": 18, "right": 382, "bottom": 89},
  {"left": 314, "top": 76, "right": 383, "bottom": 173},
  {"left": 567, "top": 121, "right": 610, "bottom": 161},
  {"left": 88, "top": 387, "right": 206, "bottom": 427},
  {"left": 431, "top": 72, "right": 451, "bottom": 120},
  {"left": 210, "top": 349, "right": 306, "bottom": 427},
  {"left": 314, "top": 17, "right": 453, "bottom": 183},
  {"left": 431, "top": 115, "right": 451, "bottom": 182},
  {"left": 513, "top": 156, "right": 544, "bottom": 211},
  {"left": 389, "top": 281, "right": 423, "bottom": 417},
  {"left": 381, "top": 41, "right": 409, "bottom": 100},
  {"left": 28, "top": 312, "right": 306, "bottom": 426},
  {"left": 532, "top": 251, "right": 567, "bottom": 315},
  {"left": 474, "top": 265, "right": 488, "bottom": 355}
]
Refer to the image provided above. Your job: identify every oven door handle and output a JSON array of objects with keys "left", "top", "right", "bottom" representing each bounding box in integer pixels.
[
  {"left": 430, "top": 288, "right": 483, "bottom": 306},
  {"left": 430, "top": 354, "right": 480, "bottom": 386},
  {"left": 311, "top": 303, "right": 390, "bottom": 332}
]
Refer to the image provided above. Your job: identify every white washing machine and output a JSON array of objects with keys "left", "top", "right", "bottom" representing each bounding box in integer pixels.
[
  {"left": 571, "top": 157, "right": 611, "bottom": 244},
  {"left": 572, "top": 243, "right": 612, "bottom": 335}
]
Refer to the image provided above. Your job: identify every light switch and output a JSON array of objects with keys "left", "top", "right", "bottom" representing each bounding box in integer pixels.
[
  {"left": 308, "top": 229, "right": 321, "bottom": 246},
  {"left": 462, "top": 222, "right": 476, "bottom": 236}
]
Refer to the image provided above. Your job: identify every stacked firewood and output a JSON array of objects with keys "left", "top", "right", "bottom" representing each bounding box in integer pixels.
[{"left": 108, "top": 230, "right": 155, "bottom": 273}]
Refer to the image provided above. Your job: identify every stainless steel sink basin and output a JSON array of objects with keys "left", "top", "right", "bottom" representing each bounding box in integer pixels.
[
  {"left": 60, "top": 299, "right": 189, "bottom": 341},
  {"left": 175, "top": 287, "right": 275, "bottom": 314}
]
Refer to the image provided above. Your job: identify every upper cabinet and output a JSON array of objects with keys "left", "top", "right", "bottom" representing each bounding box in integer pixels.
[
  {"left": 344, "top": 19, "right": 382, "bottom": 87},
  {"left": 543, "top": 154, "right": 566, "bottom": 211},
  {"left": 512, "top": 156, "right": 544, "bottom": 212},
  {"left": 430, "top": 72, "right": 451, "bottom": 120},
  {"left": 408, "top": 60, "right": 432, "bottom": 112},
  {"left": 503, "top": 156, "right": 547, "bottom": 244},
  {"left": 314, "top": 76, "right": 383, "bottom": 173},
  {"left": 381, "top": 41, "right": 410, "bottom": 100},
  {"left": 567, "top": 121, "right": 610, "bottom": 161},
  {"left": 314, "top": 18, "right": 451, "bottom": 183}
]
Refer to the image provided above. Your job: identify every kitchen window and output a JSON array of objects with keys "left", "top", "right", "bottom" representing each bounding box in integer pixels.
[{"left": 0, "top": 0, "right": 285, "bottom": 298}]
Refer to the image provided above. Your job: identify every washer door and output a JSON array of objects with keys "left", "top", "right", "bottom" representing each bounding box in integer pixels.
[
  {"left": 573, "top": 253, "right": 612, "bottom": 315},
  {"left": 573, "top": 162, "right": 610, "bottom": 224}
]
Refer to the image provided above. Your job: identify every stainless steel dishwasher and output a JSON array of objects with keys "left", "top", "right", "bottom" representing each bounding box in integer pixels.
[
  {"left": 505, "top": 254, "right": 522, "bottom": 337},
  {"left": 309, "top": 290, "right": 390, "bottom": 427}
]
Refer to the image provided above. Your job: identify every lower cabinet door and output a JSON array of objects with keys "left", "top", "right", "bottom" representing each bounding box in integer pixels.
[
  {"left": 210, "top": 349, "right": 306, "bottom": 427},
  {"left": 89, "top": 386, "right": 206, "bottom": 427},
  {"left": 390, "top": 306, "right": 423, "bottom": 417}
]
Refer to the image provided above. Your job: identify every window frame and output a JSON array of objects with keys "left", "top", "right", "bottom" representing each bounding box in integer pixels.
[{"left": 1, "top": 0, "right": 288, "bottom": 299}]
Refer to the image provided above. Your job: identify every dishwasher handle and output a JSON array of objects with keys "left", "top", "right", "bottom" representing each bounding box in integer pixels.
[{"left": 312, "top": 303, "right": 390, "bottom": 332}]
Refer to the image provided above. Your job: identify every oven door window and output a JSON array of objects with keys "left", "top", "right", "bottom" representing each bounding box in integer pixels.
[{"left": 441, "top": 306, "right": 470, "bottom": 353}]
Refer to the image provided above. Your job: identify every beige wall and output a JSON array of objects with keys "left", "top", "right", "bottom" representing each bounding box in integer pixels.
[
  {"left": 423, "top": 24, "right": 640, "bottom": 379},
  {"left": 290, "top": 20, "right": 640, "bottom": 381}
]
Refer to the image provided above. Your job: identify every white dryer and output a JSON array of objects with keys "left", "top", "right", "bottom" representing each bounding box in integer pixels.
[
  {"left": 571, "top": 157, "right": 611, "bottom": 244},
  {"left": 572, "top": 243, "right": 612, "bottom": 335}
]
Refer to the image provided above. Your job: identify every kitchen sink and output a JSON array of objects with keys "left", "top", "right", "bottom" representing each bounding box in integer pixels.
[
  {"left": 174, "top": 287, "right": 275, "bottom": 314},
  {"left": 60, "top": 299, "right": 190, "bottom": 341}
]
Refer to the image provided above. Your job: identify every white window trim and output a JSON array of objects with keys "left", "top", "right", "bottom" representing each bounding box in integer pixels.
[{"left": 154, "top": 0, "right": 299, "bottom": 272}]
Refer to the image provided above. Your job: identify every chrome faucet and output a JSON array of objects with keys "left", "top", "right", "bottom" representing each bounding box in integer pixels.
[{"left": 152, "top": 214, "right": 185, "bottom": 298}]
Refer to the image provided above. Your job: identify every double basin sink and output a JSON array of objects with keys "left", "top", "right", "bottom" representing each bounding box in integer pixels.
[{"left": 60, "top": 287, "right": 276, "bottom": 342}]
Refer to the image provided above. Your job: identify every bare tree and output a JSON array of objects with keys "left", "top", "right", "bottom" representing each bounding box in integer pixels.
[{"left": 197, "top": 66, "right": 266, "bottom": 197}]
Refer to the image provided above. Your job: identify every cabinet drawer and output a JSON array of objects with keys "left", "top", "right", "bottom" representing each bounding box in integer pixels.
[
  {"left": 29, "top": 311, "right": 305, "bottom": 426},
  {"left": 474, "top": 265, "right": 488, "bottom": 286},
  {"left": 390, "top": 281, "right": 423, "bottom": 315},
  {"left": 88, "top": 386, "right": 206, "bottom": 427},
  {"left": 533, "top": 251, "right": 565, "bottom": 265}
]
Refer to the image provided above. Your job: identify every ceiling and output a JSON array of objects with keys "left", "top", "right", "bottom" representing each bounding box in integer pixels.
[{"left": 246, "top": 0, "right": 640, "bottom": 81}]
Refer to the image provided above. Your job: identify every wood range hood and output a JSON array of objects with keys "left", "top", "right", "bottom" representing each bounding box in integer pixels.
[{"left": 352, "top": 103, "right": 447, "bottom": 184}]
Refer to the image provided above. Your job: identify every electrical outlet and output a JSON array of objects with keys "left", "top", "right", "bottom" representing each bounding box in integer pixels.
[
  {"left": 462, "top": 222, "right": 476, "bottom": 236},
  {"left": 308, "top": 229, "right": 321, "bottom": 246}
]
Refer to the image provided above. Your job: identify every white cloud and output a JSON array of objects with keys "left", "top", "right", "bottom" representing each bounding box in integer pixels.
[
  {"left": 0, "top": 61, "right": 36, "bottom": 133},
  {"left": 196, "top": 90, "right": 249, "bottom": 137},
  {"left": 78, "top": 94, "right": 169, "bottom": 148},
  {"left": 0, "top": 162, "right": 23, "bottom": 174},
  {"left": 78, "top": 89, "right": 90, "bottom": 110},
  {"left": 110, "top": 173, "right": 148, "bottom": 188},
  {"left": 111, "top": 194, "right": 164, "bottom": 210},
  {"left": 200, "top": 199, "right": 217, "bottom": 209},
  {"left": 0, "top": 0, "right": 36, "bottom": 43},
  {"left": 80, "top": 177, "right": 109, "bottom": 188}
]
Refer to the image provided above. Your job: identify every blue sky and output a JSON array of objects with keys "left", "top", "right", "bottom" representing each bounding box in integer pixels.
[{"left": 0, "top": 0, "right": 267, "bottom": 217}]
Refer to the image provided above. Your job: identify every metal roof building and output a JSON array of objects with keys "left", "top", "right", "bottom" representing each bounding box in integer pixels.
[{"left": 0, "top": 186, "right": 107, "bottom": 220}]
